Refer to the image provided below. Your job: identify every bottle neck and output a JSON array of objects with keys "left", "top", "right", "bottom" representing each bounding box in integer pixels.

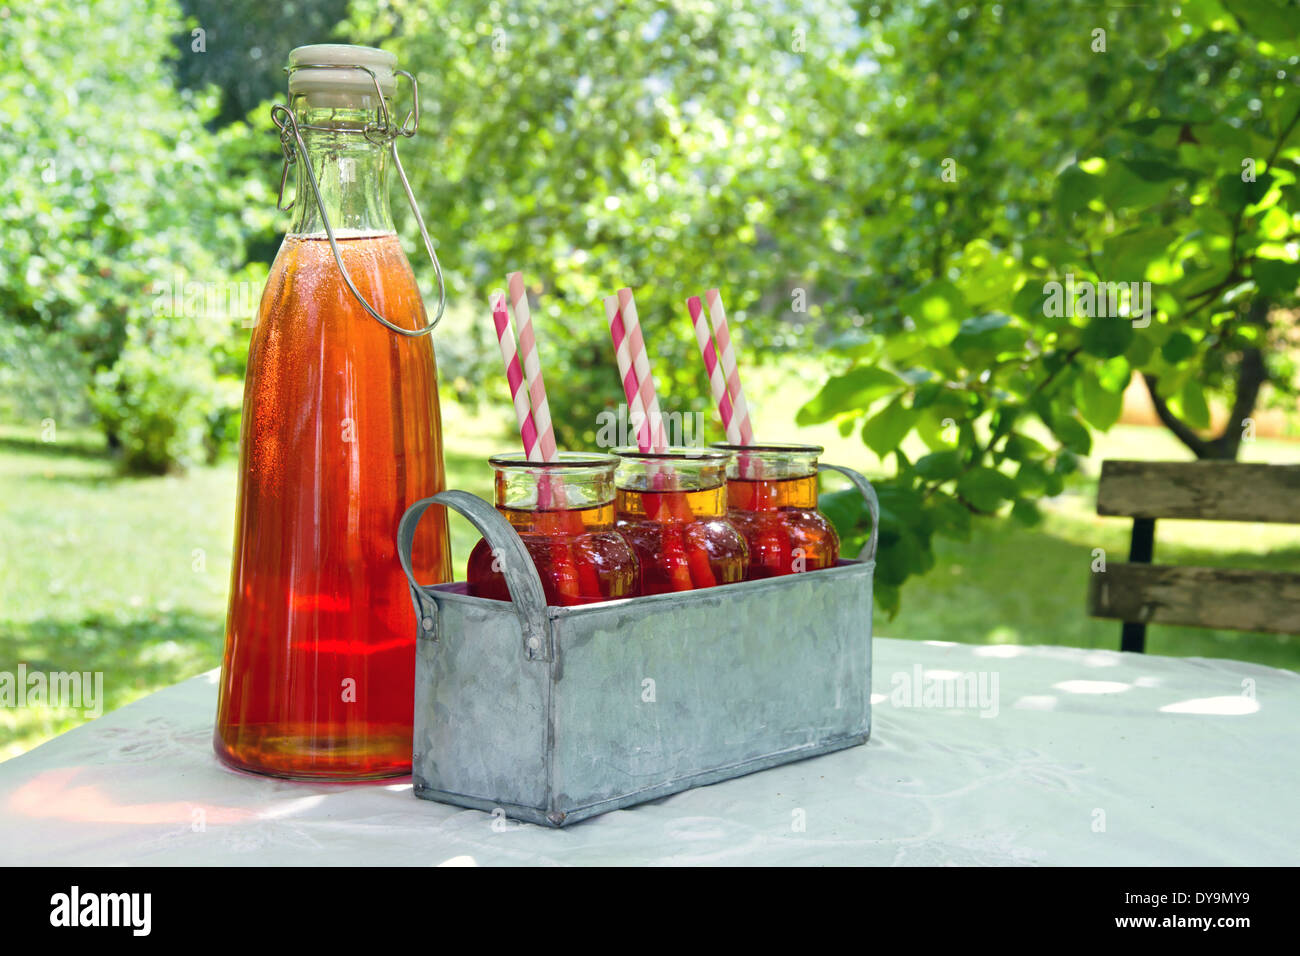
[{"left": 289, "top": 107, "right": 394, "bottom": 238}]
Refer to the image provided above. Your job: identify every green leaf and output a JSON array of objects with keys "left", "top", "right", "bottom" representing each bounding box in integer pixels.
[
  {"left": 1075, "top": 368, "right": 1124, "bottom": 430},
  {"left": 1049, "top": 412, "right": 1092, "bottom": 455},
  {"left": 952, "top": 240, "right": 1021, "bottom": 309},
  {"left": 1099, "top": 227, "right": 1177, "bottom": 283},
  {"left": 929, "top": 492, "right": 972, "bottom": 541},
  {"left": 1096, "top": 355, "right": 1131, "bottom": 392},
  {"left": 913, "top": 449, "right": 963, "bottom": 481},
  {"left": 1252, "top": 256, "right": 1300, "bottom": 299},
  {"left": 819, "top": 488, "right": 867, "bottom": 539},
  {"left": 915, "top": 406, "right": 964, "bottom": 452},
  {"left": 1013, "top": 278, "right": 1057, "bottom": 325},
  {"left": 910, "top": 381, "right": 944, "bottom": 410},
  {"left": 957, "top": 312, "right": 1012, "bottom": 336},
  {"left": 953, "top": 312, "right": 1023, "bottom": 364},
  {"left": 1181, "top": 380, "right": 1211, "bottom": 430},
  {"left": 1161, "top": 331, "right": 1197, "bottom": 364},
  {"left": 796, "top": 367, "right": 903, "bottom": 425},
  {"left": 1126, "top": 331, "right": 1156, "bottom": 367},
  {"left": 1003, "top": 432, "right": 1049, "bottom": 463},
  {"left": 1011, "top": 498, "right": 1042, "bottom": 527},
  {"left": 1056, "top": 164, "right": 1101, "bottom": 218},
  {"left": 955, "top": 467, "right": 1018, "bottom": 512},
  {"left": 1101, "top": 161, "right": 1174, "bottom": 210},
  {"left": 861, "top": 395, "right": 919, "bottom": 457},
  {"left": 1014, "top": 459, "right": 1049, "bottom": 495},
  {"left": 1119, "top": 158, "right": 1185, "bottom": 182},
  {"left": 1218, "top": 170, "right": 1275, "bottom": 212},
  {"left": 899, "top": 280, "right": 967, "bottom": 341},
  {"left": 1081, "top": 315, "right": 1135, "bottom": 358},
  {"left": 1222, "top": 0, "right": 1300, "bottom": 40}
]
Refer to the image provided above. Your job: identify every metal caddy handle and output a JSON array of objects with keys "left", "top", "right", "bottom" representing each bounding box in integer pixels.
[
  {"left": 819, "top": 462, "right": 880, "bottom": 564},
  {"left": 396, "top": 463, "right": 879, "bottom": 664},
  {"left": 398, "top": 490, "right": 554, "bottom": 661}
]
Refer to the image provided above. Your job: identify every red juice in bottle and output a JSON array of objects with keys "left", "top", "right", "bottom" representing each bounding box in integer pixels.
[
  {"left": 467, "top": 453, "right": 638, "bottom": 606},
  {"left": 614, "top": 449, "right": 748, "bottom": 594},
  {"left": 216, "top": 237, "right": 450, "bottom": 779}
]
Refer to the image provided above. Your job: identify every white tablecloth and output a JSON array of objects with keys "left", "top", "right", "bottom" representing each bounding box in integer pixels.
[{"left": 1, "top": 638, "right": 1295, "bottom": 866}]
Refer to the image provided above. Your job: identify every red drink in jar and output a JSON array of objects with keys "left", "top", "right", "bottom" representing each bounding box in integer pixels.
[
  {"left": 615, "top": 449, "right": 748, "bottom": 594},
  {"left": 714, "top": 443, "right": 839, "bottom": 580},
  {"left": 467, "top": 453, "right": 638, "bottom": 606}
]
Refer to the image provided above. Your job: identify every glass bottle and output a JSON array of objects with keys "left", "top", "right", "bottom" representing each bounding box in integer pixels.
[
  {"left": 713, "top": 443, "right": 840, "bottom": 580},
  {"left": 614, "top": 448, "right": 749, "bottom": 594},
  {"left": 215, "top": 45, "right": 451, "bottom": 780},
  {"left": 467, "top": 453, "right": 639, "bottom": 606}
]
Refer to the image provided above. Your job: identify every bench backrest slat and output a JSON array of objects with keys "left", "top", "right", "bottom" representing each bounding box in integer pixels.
[
  {"left": 1089, "top": 563, "right": 1300, "bottom": 635},
  {"left": 1096, "top": 460, "right": 1300, "bottom": 523}
]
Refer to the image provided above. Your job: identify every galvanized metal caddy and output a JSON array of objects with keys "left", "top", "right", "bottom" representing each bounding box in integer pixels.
[{"left": 397, "top": 463, "right": 878, "bottom": 827}]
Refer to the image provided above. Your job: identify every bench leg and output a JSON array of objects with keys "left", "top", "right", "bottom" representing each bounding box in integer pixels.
[{"left": 1120, "top": 517, "right": 1156, "bottom": 653}]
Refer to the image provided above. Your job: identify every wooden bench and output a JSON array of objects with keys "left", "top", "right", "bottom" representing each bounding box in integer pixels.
[{"left": 1087, "top": 459, "right": 1300, "bottom": 652}]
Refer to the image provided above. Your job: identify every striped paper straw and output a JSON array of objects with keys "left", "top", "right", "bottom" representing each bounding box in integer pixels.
[
  {"left": 704, "top": 288, "right": 754, "bottom": 445},
  {"left": 617, "top": 287, "right": 668, "bottom": 451},
  {"left": 604, "top": 294, "right": 653, "bottom": 452},
  {"left": 492, "top": 291, "right": 539, "bottom": 459},
  {"left": 496, "top": 280, "right": 585, "bottom": 598},
  {"left": 687, "top": 294, "right": 741, "bottom": 445},
  {"left": 508, "top": 272, "right": 557, "bottom": 462},
  {"left": 605, "top": 290, "right": 690, "bottom": 577}
]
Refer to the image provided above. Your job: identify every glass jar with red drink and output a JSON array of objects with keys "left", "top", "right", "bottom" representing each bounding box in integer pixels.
[
  {"left": 713, "top": 443, "right": 840, "bottom": 580},
  {"left": 467, "top": 453, "right": 639, "bottom": 606},
  {"left": 614, "top": 448, "right": 749, "bottom": 594}
]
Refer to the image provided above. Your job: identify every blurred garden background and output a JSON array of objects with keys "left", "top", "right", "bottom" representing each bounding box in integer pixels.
[{"left": 3, "top": 0, "right": 1300, "bottom": 758}]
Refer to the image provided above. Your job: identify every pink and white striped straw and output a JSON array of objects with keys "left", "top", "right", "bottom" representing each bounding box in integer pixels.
[
  {"left": 508, "top": 272, "right": 557, "bottom": 462},
  {"left": 704, "top": 288, "right": 754, "bottom": 445},
  {"left": 617, "top": 287, "right": 668, "bottom": 451},
  {"left": 604, "top": 293, "right": 653, "bottom": 452},
  {"left": 492, "top": 291, "right": 540, "bottom": 459},
  {"left": 687, "top": 294, "right": 741, "bottom": 445}
]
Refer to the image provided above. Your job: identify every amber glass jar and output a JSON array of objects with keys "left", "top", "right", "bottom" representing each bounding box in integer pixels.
[
  {"left": 467, "top": 453, "right": 639, "bottom": 605},
  {"left": 614, "top": 448, "right": 749, "bottom": 594},
  {"left": 712, "top": 443, "right": 840, "bottom": 580}
]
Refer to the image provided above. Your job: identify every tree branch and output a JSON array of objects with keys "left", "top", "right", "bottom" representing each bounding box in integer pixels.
[
  {"left": 1206, "top": 346, "right": 1267, "bottom": 459},
  {"left": 1142, "top": 372, "right": 1210, "bottom": 458},
  {"left": 1146, "top": 298, "right": 1272, "bottom": 460}
]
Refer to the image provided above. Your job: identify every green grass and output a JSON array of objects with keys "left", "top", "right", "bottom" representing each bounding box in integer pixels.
[
  {"left": 2, "top": 389, "right": 1299, "bottom": 762},
  {"left": 885, "top": 500, "right": 1300, "bottom": 671},
  {"left": 0, "top": 405, "right": 505, "bottom": 760}
]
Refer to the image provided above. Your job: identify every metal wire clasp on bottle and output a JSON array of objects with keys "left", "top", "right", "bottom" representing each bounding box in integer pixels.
[{"left": 270, "top": 63, "right": 446, "bottom": 338}]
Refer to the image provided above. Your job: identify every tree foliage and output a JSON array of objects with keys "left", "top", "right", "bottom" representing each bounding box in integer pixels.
[
  {"left": 0, "top": 0, "right": 264, "bottom": 471},
  {"left": 347, "top": 0, "right": 839, "bottom": 435},
  {"left": 348, "top": 0, "right": 1299, "bottom": 612},
  {"left": 171, "top": 0, "right": 353, "bottom": 127},
  {"left": 4, "top": 0, "right": 1298, "bottom": 620},
  {"left": 801, "top": 0, "right": 1300, "bottom": 612}
]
